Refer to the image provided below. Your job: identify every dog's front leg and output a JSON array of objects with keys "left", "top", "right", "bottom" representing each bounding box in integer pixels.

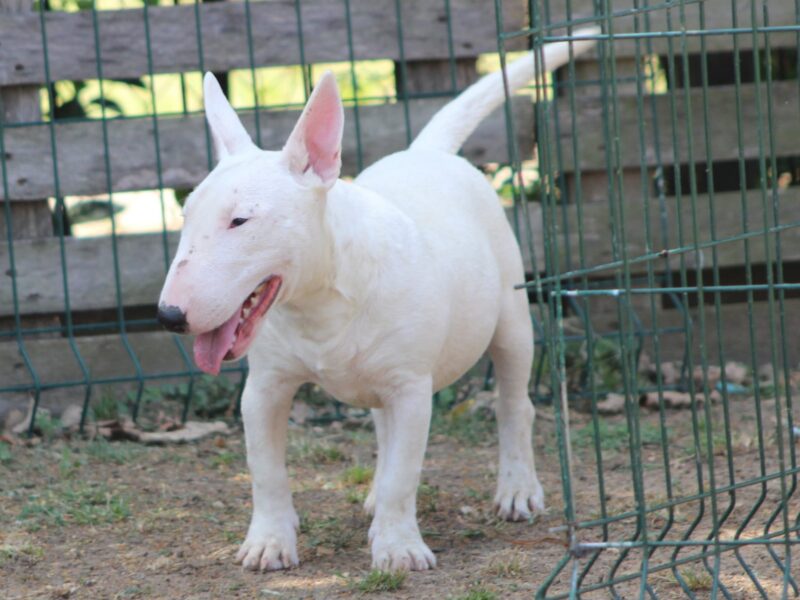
[
  {"left": 236, "top": 373, "right": 301, "bottom": 571},
  {"left": 368, "top": 377, "right": 436, "bottom": 571}
]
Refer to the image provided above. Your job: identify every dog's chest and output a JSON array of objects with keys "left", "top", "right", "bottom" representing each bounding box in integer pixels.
[{"left": 264, "top": 305, "right": 386, "bottom": 408}]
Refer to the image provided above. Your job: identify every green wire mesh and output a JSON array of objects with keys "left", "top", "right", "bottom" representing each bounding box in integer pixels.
[
  {"left": 2, "top": 0, "right": 800, "bottom": 597},
  {"left": 491, "top": 1, "right": 800, "bottom": 597}
]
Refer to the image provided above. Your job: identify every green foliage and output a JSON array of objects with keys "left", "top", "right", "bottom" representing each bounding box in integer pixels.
[
  {"left": 454, "top": 588, "right": 497, "bottom": 600},
  {"left": 288, "top": 440, "right": 347, "bottom": 466},
  {"left": 355, "top": 570, "right": 406, "bottom": 593},
  {"left": 33, "top": 413, "right": 62, "bottom": 441},
  {"left": 129, "top": 375, "right": 239, "bottom": 426},
  {"left": 300, "top": 515, "right": 359, "bottom": 551},
  {"left": 431, "top": 388, "right": 496, "bottom": 445},
  {"left": 0, "top": 543, "right": 43, "bottom": 566},
  {"left": 341, "top": 465, "right": 374, "bottom": 486},
  {"left": 210, "top": 449, "right": 244, "bottom": 469},
  {"left": 680, "top": 569, "right": 713, "bottom": 591},
  {"left": 18, "top": 484, "right": 130, "bottom": 530},
  {"left": 573, "top": 419, "right": 663, "bottom": 453},
  {"left": 92, "top": 393, "right": 128, "bottom": 420},
  {"left": 85, "top": 438, "right": 140, "bottom": 464},
  {"left": 417, "top": 483, "right": 440, "bottom": 516}
]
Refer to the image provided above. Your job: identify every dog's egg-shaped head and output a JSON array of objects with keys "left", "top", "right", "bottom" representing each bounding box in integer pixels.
[{"left": 157, "top": 71, "right": 344, "bottom": 374}]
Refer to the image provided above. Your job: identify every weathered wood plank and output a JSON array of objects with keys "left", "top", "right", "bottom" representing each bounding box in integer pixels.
[
  {"left": 1, "top": 232, "right": 177, "bottom": 317},
  {"left": 0, "top": 0, "right": 526, "bottom": 87},
  {"left": 5, "top": 189, "right": 798, "bottom": 317},
  {"left": 551, "top": 81, "right": 800, "bottom": 172},
  {"left": 0, "top": 0, "right": 61, "bottom": 341},
  {"left": 2, "top": 97, "right": 534, "bottom": 200},
  {"left": 645, "top": 297, "right": 800, "bottom": 366},
  {"left": 537, "top": 0, "right": 798, "bottom": 56},
  {"left": 0, "top": 330, "right": 198, "bottom": 388},
  {"left": 515, "top": 188, "right": 800, "bottom": 276},
  {"left": 0, "top": 0, "right": 51, "bottom": 239}
]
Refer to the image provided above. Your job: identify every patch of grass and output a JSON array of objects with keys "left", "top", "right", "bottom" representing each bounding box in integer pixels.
[
  {"left": 58, "top": 447, "right": 85, "bottom": 478},
  {"left": 692, "top": 417, "right": 729, "bottom": 458},
  {"left": 573, "top": 419, "right": 663, "bottom": 453},
  {"left": 466, "top": 488, "right": 491, "bottom": 501},
  {"left": 432, "top": 405, "right": 496, "bottom": 445},
  {"left": 355, "top": 569, "right": 406, "bottom": 593},
  {"left": 289, "top": 440, "right": 347, "bottom": 465},
  {"left": 0, "top": 441, "right": 13, "bottom": 464},
  {"left": 680, "top": 569, "right": 713, "bottom": 591},
  {"left": 85, "top": 438, "right": 140, "bottom": 464},
  {"left": 484, "top": 550, "right": 525, "bottom": 578},
  {"left": 341, "top": 464, "right": 374, "bottom": 486},
  {"left": 223, "top": 530, "right": 240, "bottom": 544},
  {"left": 454, "top": 588, "right": 497, "bottom": 600},
  {"left": 34, "top": 412, "right": 62, "bottom": 441},
  {"left": 18, "top": 483, "right": 131, "bottom": 530},
  {"left": 418, "top": 483, "right": 440, "bottom": 515},
  {"left": 210, "top": 449, "right": 243, "bottom": 469},
  {"left": 345, "top": 488, "right": 367, "bottom": 505},
  {"left": 92, "top": 393, "right": 128, "bottom": 421},
  {"left": 300, "top": 515, "right": 359, "bottom": 551},
  {"left": 0, "top": 543, "right": 44, "bottom": 565},
  {"left": 458, "top": 528, "right": 486, "bottom": 540}
]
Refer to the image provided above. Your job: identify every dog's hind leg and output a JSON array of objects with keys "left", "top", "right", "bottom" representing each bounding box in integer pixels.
[
  {"left": 488, "top": 289, "right": 545, "bottom": 521},
  {"left": 363, "top": 408, "right": 387, "bottom": 516},
  {"left": 236, "top": 372, "right": 303, "bottom": 571}
]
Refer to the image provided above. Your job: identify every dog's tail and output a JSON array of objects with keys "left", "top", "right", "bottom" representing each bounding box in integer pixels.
[{"left": 410, "top": 27, "right": 600, "bottom": 155}]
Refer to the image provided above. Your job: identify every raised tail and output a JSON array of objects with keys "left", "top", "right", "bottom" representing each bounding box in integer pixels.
[{"left": 410, "top": 27, "right": 600, "bottom": 155}]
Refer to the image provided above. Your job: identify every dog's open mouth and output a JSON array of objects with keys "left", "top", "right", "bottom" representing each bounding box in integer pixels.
[{"left": 193, "top": 275, "right": 283, "bottom": 375}]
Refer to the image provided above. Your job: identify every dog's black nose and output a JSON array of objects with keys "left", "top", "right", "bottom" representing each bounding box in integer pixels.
[{"left": 157, "top": 304, "right": 188, "bottom": 334}]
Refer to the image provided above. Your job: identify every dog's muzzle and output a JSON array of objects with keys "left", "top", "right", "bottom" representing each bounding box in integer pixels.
[{"left": 157, "top": 304, "right": 189, "bottom": 334}]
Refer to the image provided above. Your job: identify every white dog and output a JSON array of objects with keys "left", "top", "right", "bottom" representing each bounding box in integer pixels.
[{"left": 157, "top": 31, "right": 596, "bottom": 572}]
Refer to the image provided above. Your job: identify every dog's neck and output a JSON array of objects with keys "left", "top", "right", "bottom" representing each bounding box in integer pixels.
[{"left": 281, "top": 179, "right": 415, "bottom": 314}]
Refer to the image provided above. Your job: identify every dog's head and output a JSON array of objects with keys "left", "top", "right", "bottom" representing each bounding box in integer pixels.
[{"left": 157, "top": 72, "right": 344, "bottom": 375}]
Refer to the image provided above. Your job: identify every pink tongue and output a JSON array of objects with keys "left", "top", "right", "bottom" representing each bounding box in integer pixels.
[{"left": 193, "top": 311, "right": 240, "bottom": 375}]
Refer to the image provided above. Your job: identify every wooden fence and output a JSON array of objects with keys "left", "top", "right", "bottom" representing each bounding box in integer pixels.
[{"left": 2, "top": 0, "right": 799, "bottom": 402}]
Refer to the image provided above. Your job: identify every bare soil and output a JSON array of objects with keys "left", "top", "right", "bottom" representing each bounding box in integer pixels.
[{"left": 1, "top": 396, "right": 798, "bottom": 600}]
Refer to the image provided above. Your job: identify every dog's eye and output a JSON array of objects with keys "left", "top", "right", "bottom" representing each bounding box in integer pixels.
[{"left": 229, "top": 217, "right": 248, "bottom": 228}]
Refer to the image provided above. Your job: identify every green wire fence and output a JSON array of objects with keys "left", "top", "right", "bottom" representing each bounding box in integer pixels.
[
  {"left": 493, "top": 0, "right": 800, "bottom": 597},
  {"left": 1, "top": 0, "right": 800, "bottom": 597}
]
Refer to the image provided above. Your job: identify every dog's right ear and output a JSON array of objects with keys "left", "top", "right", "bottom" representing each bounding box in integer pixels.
[{"left": 203, "top": 72, "right": 256, "bottom": 160}]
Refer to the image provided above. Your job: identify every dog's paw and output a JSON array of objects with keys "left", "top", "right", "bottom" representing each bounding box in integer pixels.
[
  {"left": 370, "top": 525, "right": 436, "bottom": 571},
  {"left": 494, "top": 477, "right": 545, "bottom": 521},
  {"left": 236, "top": 516, "right": 299, "bottom": 572}
]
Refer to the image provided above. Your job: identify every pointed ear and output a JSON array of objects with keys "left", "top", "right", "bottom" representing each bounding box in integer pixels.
[
  {"left": 282, "top": 71, "right": 344, "bottom": 189},
  {"left": 203, "top": 72, "right": 255, "bottom": 160}
]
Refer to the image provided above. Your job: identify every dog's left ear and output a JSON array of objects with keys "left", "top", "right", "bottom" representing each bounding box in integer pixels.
[
  {"left": 203, "top": 72, "right": 256, "bottom": 160},
  {"left": 282, "top": 71, "right": 344, "bottom": 189}
]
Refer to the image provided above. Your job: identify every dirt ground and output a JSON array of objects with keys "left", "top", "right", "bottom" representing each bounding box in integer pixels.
[{"left": 1, "top": 395, "right": 798, "bottom": 600}]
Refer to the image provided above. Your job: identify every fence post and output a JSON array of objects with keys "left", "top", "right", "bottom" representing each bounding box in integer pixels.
[
  {"left": 1, "top": 0, "right": 58, "bottom": 349},
  {"left": 0, "top": 0, "right": 52, "bottom": 240}
]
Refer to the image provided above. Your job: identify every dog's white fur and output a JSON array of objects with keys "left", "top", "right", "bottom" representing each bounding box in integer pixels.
[{"left": 159, "top": 31, "right": 597, "bottom": 572}]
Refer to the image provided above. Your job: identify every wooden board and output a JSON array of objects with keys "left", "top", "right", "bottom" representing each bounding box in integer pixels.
[
  {"left": 646, "top": 297, "right": 800, "bottom": 366},
  {"left": 4, "top": 188, "right": 798, "bottom": 317},
  {"left": 536, "top": 0, "right": 799, "bottom": 56},
  {"left": 515, "top": 188, "right": 800, "bottom": 276},
  {"left": 0, "top": 0, "right": 526, "bottom": 87},
  {"left": 2, "top": 96, "right": 534, "bottom": 201},
  {"left": 0, "top": 231, "right": 177, "bottom": 317},
  {"left": 0, "top": 329, "right": 200, "bottom": 388},
  {"left": 549, "top": 81, "right": 800, "bottom": 172}
]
